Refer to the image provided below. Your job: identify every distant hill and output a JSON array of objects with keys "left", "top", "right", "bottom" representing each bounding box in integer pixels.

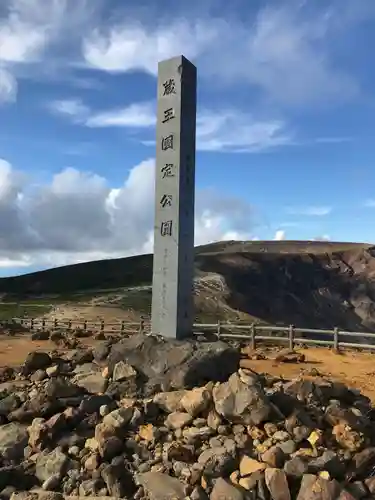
[{"left": 1, "top": 240, "right": 375, "bottom": 330}]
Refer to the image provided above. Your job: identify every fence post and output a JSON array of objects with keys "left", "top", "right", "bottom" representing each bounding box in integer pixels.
[
  {"left": 289, "top": 324, "right": 294, "bottom": 350},
  {"left": 54, "top": 318, "right": 58, "bottom": 329},
  {"left": 250, "top": 323, "right": 256, "bottom": 350},
  {"left": 68, "top": 320, "right": 72, "bottom": 330},
  {"left": 333, "top": 327, "right": 339, "bottom": 353},
  {"left": 30, "top": 318, "right": 34, "bottom": 330},
  {"left": 217, "top": 320, "right": 221, "bottom": 339},
  {"left": 83, "top": 320, "right": 87, "bottom": 331},
  {"left": 100, "top": 320, "right": 105, "bottom": 332},
  {"left": 139, "top": 320, "right": 144, "bottom": 334},
  {"left": 42, "top": 319, "right": 45, "bottom": 332},
  {"left": 121, "top": 320, "right": 125, "bottom": 334}
]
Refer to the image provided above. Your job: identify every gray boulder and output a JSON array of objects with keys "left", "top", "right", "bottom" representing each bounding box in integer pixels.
[
  {"left": 107, "top": 333, "right": 239, "bottom": 394},
  {"left": 0, "top": 423, "right": 28, "bottom": 461},
  {"left": 213, "top": 372, "right": 271, "bottom": 425}
]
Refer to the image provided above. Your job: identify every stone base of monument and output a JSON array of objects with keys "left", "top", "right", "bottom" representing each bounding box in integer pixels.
[{"left": 106, "top": 333, "right": 240, "bottom": 397}]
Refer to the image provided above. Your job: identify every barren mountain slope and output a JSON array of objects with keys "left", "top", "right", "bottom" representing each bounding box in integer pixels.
[{"left": 0, "top": 240, "right": 374, "bottom": 330}]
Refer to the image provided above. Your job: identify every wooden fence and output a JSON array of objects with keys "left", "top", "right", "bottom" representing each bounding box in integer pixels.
[{"left": 2, "top": 317, "right": 375, "bottom": 353}]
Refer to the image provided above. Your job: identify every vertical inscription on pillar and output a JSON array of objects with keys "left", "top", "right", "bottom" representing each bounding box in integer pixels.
[{"left": 151, "top": 56, "right": 197, "bottom": 339}]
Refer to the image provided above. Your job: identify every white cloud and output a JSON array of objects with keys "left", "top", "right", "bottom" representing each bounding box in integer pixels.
[
  {"left": 49, "top": 98, "right": 292, "bottom": 153},
  {"left": 86, "top": 102, "right": 156, "bottom": 128},
  {"left": 196, "top": 111, "right": 291, "bottom": 152},
  {"left": 82, "top": 20, "right": 217, "bottom": 75},
  {"left": 274, "top": 230, "right": 286, "bottom": 241},
  {"left": 364, "top": 199, "right": 375, "bottom": 208},
  {"left": 48, "top": 98, "right": 90, "bottom": 120},
  {"left": 81, "top": 4, "right": 359, "bottom": 107},
  {"left": 286, "top": 206, "right": 332, "bottom": 216},
  {"left": 0, "top": 156, "right": 256, "bottom": 269}
]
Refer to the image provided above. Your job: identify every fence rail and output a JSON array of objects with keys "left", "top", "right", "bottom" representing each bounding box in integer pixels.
[{"left": 2, "top": 317, "right": 375, "bottom": 353}]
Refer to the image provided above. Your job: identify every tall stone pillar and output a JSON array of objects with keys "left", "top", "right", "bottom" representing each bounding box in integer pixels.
[{"left": 151, "top": 55, "right": 197, "bottom": 339}]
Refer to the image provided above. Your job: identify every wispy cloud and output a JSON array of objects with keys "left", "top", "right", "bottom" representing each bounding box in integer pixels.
[
  {"left": 312, "top": 235, "right": 331, "bottom": 241},
  {"left": 0, "top": 69, "right": 16, "bottom": 103},
  {"left": 286, "top": 206, "right": 332, "bottom": 216},
  {"left": 49, "top": 98, "right": 292, "bottom": 153},
  {"left": 363, "top": 199, "right": 375, "bottom": 208},
  {"left": 86, "top": 102, "right": 156, "bottom": 128},
  {"left": 196, "top": 111, "right": 291, "bottom": 153},
  {"left": 48, "top": 98, "right": 90, "bottom": 121}
]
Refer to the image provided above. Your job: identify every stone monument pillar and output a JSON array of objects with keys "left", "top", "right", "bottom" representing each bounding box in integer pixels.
[{"left": 151, "top": 55, "right": 197, "bottom": 339}]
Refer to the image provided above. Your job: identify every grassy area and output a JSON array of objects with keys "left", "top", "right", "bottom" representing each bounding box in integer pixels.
[{"left": 0, "top": 303, "right": 52, "bottom": 320}]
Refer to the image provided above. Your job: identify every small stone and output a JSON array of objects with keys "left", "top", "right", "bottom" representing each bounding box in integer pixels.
[
  {"left": 248, "top": 426, "right": 266, "bottom": 440},
  {"left": 273, "top": 430, "right": 290, "bottom": 442},
  {"left": 230, "top": 470, "right": 240, "bottom": 485},
  {"left": 46, "top": 365, "right": 60, "bottom": 377},
  {"left": 284, "top": 457, "right": 309, "bottom": 478},
  {"left": 332, "top": 424, "right": 365, "bottom": 452},
  {"left": 35, "top": 448, "right": 76, "bottom": 483},
  {"left": 213, "top": 373, "right": 271, "bottom": 425},
  {"left": 73, "top": 371, "right": 107, "bottom": 394},
  {"left": 153, "top": 390, "right": 187, "bottom": 413},
  {"left": 102, "top": 407, "right": 134, "bottom": 429},
  {"left": 210, "top": 477, "right": 244, "bottom": 500},
  {"left": 264, "top": 422, "right": 278, "bottom": 437},
  {"left": 307, "top": 430, "right": 324, "bottom": 448},
  {"left": 181, "top": 387, "right": 212, "bottom": 417},
  {"left": 318, "top": 471, "right": 330, "bottom": 480},
  {"left": 68, "top": 445, "right": 80, "bottom": 457},
  {"left": 207, "top": 410, "right": 222, "bottom": 430},
  {"left": 261, "top": 446, "right": 286, "bottom": 468},
  {"left": 112, "top": 361, "right": 137, "bottom": 382},
  {"left": 85, "top": 437, "right": 99, "bottom": 451},
  {"left": 293, "top": 426, "right": 311, "bottom": 442},
  {"left": 238, "top": 475, "right": 259, "bottom": 491},
  {"left": 191, "top": 486, "right": 207, "bottom": 500},
  {"left": 42, "top": 473, "right": 61, "bottom": 491},
  {"left": 22, "top": 351, "right": 51, "bottom": 375},
  {"left": 345, "top": 481, "right": 368, "bottom": 499},
  {"left": 265, "top": 468, "right": 291, "bottom": 500},
  {"left": 84, "top": 453, "right": 100, "bottom": 471},
  {"left": 137, "top": 471, "right": 186, "bottom": 500},
  {"left": 165, "top": 412, "right": 194, "bottom": 430},
  {"left": 139, "top": 423, "right": 159, "bottom": 442},
  {"left": 0, "top": 423, "right": 28, "bottom": 461},
  {"left": 278, "top": 440, "right": 297, "bottom": 455},
  {"left": 217, "top": 425, "right": 231, "bottom": 436},
  {"left": 183, "top": 426, "right": 214, "bottom": 443},
  {"left": 30, "top": 369, "right": 47, "bottom": 382},
  {"left": 296, "top": 474, "right": 340, "bottom": 500},
  {"left": 239, "top": 456, "right": 266, "bottom": 477}
]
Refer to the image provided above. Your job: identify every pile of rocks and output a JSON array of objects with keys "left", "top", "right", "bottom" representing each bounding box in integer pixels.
[{"left": 0, "top": 334, "right": 375, "bottom": 499}]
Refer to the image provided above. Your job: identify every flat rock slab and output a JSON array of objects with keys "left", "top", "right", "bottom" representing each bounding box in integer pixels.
[{"left": 107, "top": 334, "right": 240, "bottom": 394}]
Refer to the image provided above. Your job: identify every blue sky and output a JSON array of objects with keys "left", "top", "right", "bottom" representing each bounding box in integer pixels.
[{"left": 1, "top": 0, "right": 375, "bottom": 276}]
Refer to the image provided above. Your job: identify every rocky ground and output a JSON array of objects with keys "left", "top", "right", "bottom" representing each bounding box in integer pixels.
[{"left": 1, "top": 333, "right": 375, "bottom": 499}]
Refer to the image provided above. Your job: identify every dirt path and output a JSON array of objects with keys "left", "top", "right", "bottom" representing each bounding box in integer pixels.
[
  {"left": 1, "top": 335, "right": 375, "bottom": 402},
  {"left": 42, "top": 305, "right": 140, "bottom": 323}
]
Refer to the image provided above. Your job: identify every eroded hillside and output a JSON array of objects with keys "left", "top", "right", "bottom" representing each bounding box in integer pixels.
[{"left": 0, "top": 241, "right": 375, "bottom": 331}]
